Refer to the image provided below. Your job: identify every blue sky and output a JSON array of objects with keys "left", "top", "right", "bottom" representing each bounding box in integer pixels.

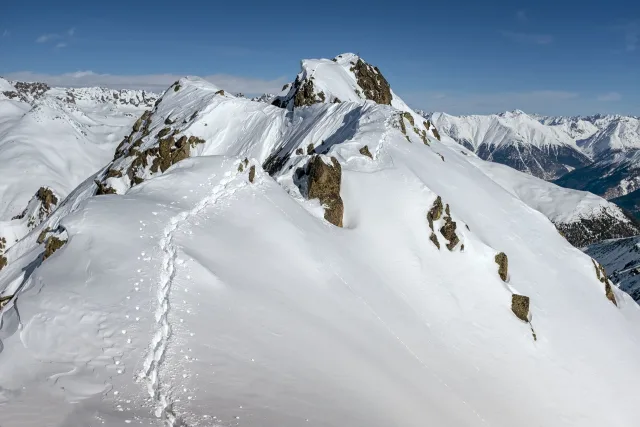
[{"left": 1, "top": 0, "right": 638, "bottom": 115}]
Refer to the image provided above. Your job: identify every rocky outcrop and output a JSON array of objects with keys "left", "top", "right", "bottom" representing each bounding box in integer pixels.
[
  {"left": 359, "top": 145, "right": 373, "bottom": 159},
  {"left": 36, "top": 187, "right": 58, "bottom": 217},
  {"left": 99, "top": 104, "right": 207, "bottom": 192},
  {"left": 427, "top": 196, "right": 443, "bottom": 231},
  {"left": 495, "top": 252, "right": 508, "bottom": 281},
  {"left": 299, "top": 156, "right": 344, "bottom": 227},
  {"left": 429, "top": 233, "right": 440, "bottom": 250},
  {"left": 426, "top": 197, "right": 461, "bottom": 251},
  {"left": 350, "top": 59, "right": 392, "bottom": 105},
  {"left": 592, "top": 259, "right": 618, "bottom": 306},
  {"left": 43, "top": 236, "right": 66, "bottom": 261},
  {"left": 439, "top": 207, "right": 460, "bottom": 251},
  {"left": 511, "top": 294, "right": 530, "bottom": 322}
]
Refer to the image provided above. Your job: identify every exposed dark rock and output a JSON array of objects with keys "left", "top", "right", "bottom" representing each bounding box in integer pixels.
[
  {"left": 238, "top": 163, "right": 244, "bottom": 172},
  {"left": 511, "top": 294, "right": 530, "bottom": 322},
  {"left": 170, "top": 136, "right": 190, "bottom": 165},
  {"left": 307, "top": 143, "right": 315, "bottom": 155},
  {"left": 164, "top": 117, "right": 174, "bottom": 125},
  {"left": 306, "top": 156, "right": 344, "bottom": 227},
  {"left": 432, "top": 127, "right": 441, "bottom": 141},
  {"left": 294, "top": 79, "right": 321, "bottom": 107},
  {"left": 427, "top": 196, "right": 443, "bottom": 230},
  {"left": 398, "top": 114, "right": 407, "bottom": 135},
  {"left": 37, "top": 227, "right": 51, "bottom": 244},
  {"left": 157, "top": 127, "right": 171, "bottom": 138},
  {"left": 43, "top": 236, "right": 66, "bottom": 260},
  {"left": 402, "top": 112, "right": 414, "bottom": 126},
  {"left": 36, "top": 187, "right": 58, "bottom": 216},
  {"left": 0, "top": 255, "right": 6, "bottom": 271},
  {"left": 188, "top": 136, "right": 206, "bottom": 147},
  {"left": 296, "top": 148, "right": 304, "bottom": 155},
  {"left": 0, "top": 293, "right": 11, "bottom": 307},
  {"left": 440, "top": 216, "right": 460, "bottom": 251},
  {"left": 350, "top": 59, "right": 392, "bottom": 105},
  {"left": 215, "top": 89, "right": 225, "bottom": 96},
  {"left": 429, "top": 232, "right": 440, "bottom": 250},
  {"left": 592, "top": 259, "right": 618, "bottom": 306},
  {"left": 106, "top": 169, "right": 123, "bottom": 179},
  {"left": 359, "top": 145, "right": 373, "bottom": 159},
  {"left": 249, "top": 165, "right": 256, "bottom": 183},
  {"left": 95, "top": 180, "right": 117, "bottom": 195},
  {"left": 495, "top": 252, "right": 508, "bottom": 281}
]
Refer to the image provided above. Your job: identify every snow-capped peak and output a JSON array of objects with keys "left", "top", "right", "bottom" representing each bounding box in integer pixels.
[{"left": 271, "top": 53, "right": 440, "bottom": 143}]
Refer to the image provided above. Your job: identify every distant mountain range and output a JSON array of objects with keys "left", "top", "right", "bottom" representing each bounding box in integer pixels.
[{"left": 424, "top": 110, "right": 640, "bottom": 217}]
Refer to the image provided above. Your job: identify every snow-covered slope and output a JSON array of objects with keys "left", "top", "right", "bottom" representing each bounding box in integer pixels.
[
  {"left": 427, "top": 110, "right": 591, "bottom": 179},
  {"left": 467, "top": 158, "right": 640, "bottom": 247},
  {"left": 585, "top": 236, "right": 640, "bottom": 303},
  {"left": 2, "top": 61, "right": 640, "bottom": 427},
  {"left": 0, "top": 77, "right": 158, "bottom": 251}
]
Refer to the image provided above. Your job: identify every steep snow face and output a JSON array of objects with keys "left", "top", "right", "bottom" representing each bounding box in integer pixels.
[
  {"left": 585, "top": 236, "right": 640, "bottom": 303},
  {"left": 428, "top": 111, "right": 591, "bottom": 179},
  {"left": 469, "top": 159, "right": 639, "bottom": 246},
  {"left": 2, "top": 77, "right": 640, "bottom": 427}
]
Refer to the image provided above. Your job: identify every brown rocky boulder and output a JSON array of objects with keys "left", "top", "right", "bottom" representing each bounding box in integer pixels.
[
  {"left": 511, "top": 294, "right": 530, "bottom": 322},
  {"left": 495, "top": 252, "right": 508, "bottom": 281},
  {"left": 307, "top": 156, "right": 344, "bottom": 227}
]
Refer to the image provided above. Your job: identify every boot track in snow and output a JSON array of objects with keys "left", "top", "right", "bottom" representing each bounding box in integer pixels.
[{"left": 138, "top": 163, "right": 247, "bottom": 426}]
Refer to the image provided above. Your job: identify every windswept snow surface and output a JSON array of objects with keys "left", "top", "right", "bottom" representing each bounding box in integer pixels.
[{"left": 1, "top": 73, "right": 640, "bottom": 427}]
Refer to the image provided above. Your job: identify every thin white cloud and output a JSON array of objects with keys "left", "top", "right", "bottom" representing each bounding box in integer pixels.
[
  {"left": 516, "top": 10, "right": 527, "bottom": 22},
  {"left": 500, "top": 30, "right": 553, "bottom": 45},
  {"left": 55, "top": 42, "right": 67, "bottom": 49},
  {"left": 36, "top": 28, "right": 74, "bottom": 45},
  {"left": 3, "top": 71, "right": 289, "bottom": 95},
  {"left": 36, "top": 33, "right": 60, "bottom": 43},
  {"left": 597, "top": 92, "right": 622, "bottom": 102},
  {"left": 2, "top": 29, "right": 9, "bottom": 37}
]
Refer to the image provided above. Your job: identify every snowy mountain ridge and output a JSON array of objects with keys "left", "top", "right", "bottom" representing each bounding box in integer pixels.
[
  {"left": 1, "top": 56, "right": 640, "bottom": 426},
  {"left": 426, "top": 109, "right": 640, "bottom": 202},
  {"left": 0, "top": 77, "right": 158, "bottom": 252}
]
